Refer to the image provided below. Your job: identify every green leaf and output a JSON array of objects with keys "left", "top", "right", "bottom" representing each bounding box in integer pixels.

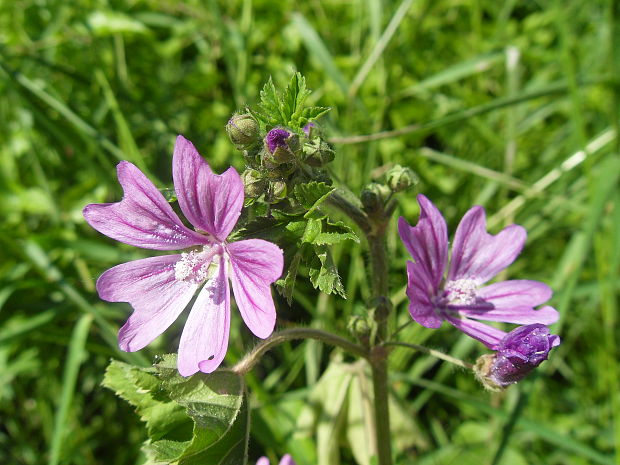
[
  {"left": 293, "top": 181, "right": 335, "bottom": 213},
  {"left": 298, "top": 106, "right": 331, "bottom": 126},
  {"left": 282, "top": 73, "right": 311, "bottom": 126},
  {"left": 103, "top": 360, "right": 188, "bottom": 441},
  {"left": 309, "top": 245, "right": 346, "bottom": 298},
  {"left": 103, "top": 356, "right": 249, "bottom": 465},
  {"left": 276, "top": 250, "right": 303, "bottom": 305},
  {"left": 301, "top": 218, "right": 322, "bottom": 244},
  {"left": 313, "top": 220, "right": 359, "bottom": 245},
  {"left": 256, "top": 77, "right": 281, "bottom": 127}
]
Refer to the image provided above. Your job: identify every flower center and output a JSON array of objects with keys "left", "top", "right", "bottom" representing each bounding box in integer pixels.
[
  {"left": 444, "top": 279, "right": 478, "bottom": 305},
  {"left": 174, "top": 245, "right": 221, "bottom": 284}
]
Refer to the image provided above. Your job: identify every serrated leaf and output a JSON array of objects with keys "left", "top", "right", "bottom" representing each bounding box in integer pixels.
[
  {"left": 256, "top": 77, "right": 281, "bottom": 127},
  {"left": 298, "top": 106, "right": 331, "bottom": 127},
  {"left": 103, "top": 356, "right": 248, "bottom": 465},
  {"left": 232, "top": 216, "right": 284, "bottom": 243},
  {"left": 312, "top": 231, "right": 358, "bottom": 245},
  {"left": 282, "top": 73, "right": 311, "bottom": 126},
  {"left": 308, "top": 245, "right": 345, "bottom": 298},
  {"left": 313, "top": 220, "right": 359, "bottom": 245},
  {"left": 301, "top": 218, "right": 322, "bottom": 243},
  {"left": 293, "top": 181, "right": 334, "bottom": 213},
  {"left": 102, "top": 360, "right": 188, "bottom": 440},
  {"left": 276, "top": 250, "right": 303, "bottom": 305}
]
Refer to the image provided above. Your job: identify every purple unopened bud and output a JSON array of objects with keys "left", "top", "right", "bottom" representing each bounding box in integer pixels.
[
  {"left": 490, "top": 324, "right": 560, "bottom": 387},
  {"left": 303, "top": 121, "right": 316, "bottom": 136},
  {"left": 265, "top": 128, "right": 291, "bottom": 153}
]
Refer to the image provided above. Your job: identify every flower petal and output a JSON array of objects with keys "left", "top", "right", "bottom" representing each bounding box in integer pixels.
[
  {"left": 406, "top": 261, "right": 443, "bottom": 328},
  {"left": 397, "top": 194, "right": 448, "bottom": 290},
  {"left": 279, "top": 455, "right": 297, "bottom": 465},
  {"left": 445, "top": 316, "right": 507, "bottom": 349},
  {"left": 177, "top": 262, "right": 231, "bottom": 376},
  {"left": 457, "top": 305, "right": 559, "bottom": 325},
  {"left": 228, "top": 239, "right": 283, "bottom": 339},
  {"left": 83, "top": 161, "right": 208, "bottom": 250},
  {"left": 96, "top": 255, "right": 199, "bottom": 352},
  {"left": 448, "top": 205, "right": 526, "bottom": 284},
  {"left": 458, "top": 280, "right": 560, "bottom": 324},
  {"left": 256, "top": 459, "right": 270, "bottom": 465},
  {"left": 173, "top": 135, "right": 244, "bottom": 241}
]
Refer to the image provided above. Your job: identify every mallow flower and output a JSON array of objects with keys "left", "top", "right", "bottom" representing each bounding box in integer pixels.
[
  {"left": 83, "top": 135, "right": 283, "bottom": 376},
  {"left": 398, "top": 195, "right": 559, "bottom": 349},
  {"left": 256, "top": 454, "right": 296, "bottom": 465}
]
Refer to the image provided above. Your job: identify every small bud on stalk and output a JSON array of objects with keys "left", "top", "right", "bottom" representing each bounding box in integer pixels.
[
  {"left": 226, "top": 114, "right": 260, "bottom": 150},
  {"left": 241, "top": 169, "right": 268, "bottom": 198},
  {"left": 361, "top": 183, "right": 391, "bottom": 215},
  {"left": 386, "top": 164, "right": 418, "bottom": 192}
]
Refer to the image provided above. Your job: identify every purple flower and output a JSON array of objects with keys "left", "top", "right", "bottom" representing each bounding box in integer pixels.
[
  {"left": 265, "top": 128, "right": 291, "bottom": 153},
  {"left": 256, "top": 455, "right": 296, "bottom": 465},
  {"left": 489, "top": 324, "right": 560, "bottom": 386},
  {"left": 398, "top": 194, "right": 559, "bottom": 349},
  {"left": 83, "top": 135, "right": 283, "bottom": 376},
  {"left": 302, "top": 121, "right": 316, "bottom": 136}
]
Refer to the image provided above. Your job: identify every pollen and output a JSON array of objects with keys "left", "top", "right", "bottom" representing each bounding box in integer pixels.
[
  {"left": 174, "top": 245, "right": 220, "bottom": 284},
  {"left": 444, "top": 279, "right": 478, "bottom": 305}
]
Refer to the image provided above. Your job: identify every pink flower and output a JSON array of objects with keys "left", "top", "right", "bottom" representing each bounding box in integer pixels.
[
  {"left": 83, "top": 135, "right": 283, "bottom": 376},
  {"left": 398, "top": 194, "right": 558, "bottom": 349},
  {"left": 256, "top": 454, "right": 296, "bottom": 465}
]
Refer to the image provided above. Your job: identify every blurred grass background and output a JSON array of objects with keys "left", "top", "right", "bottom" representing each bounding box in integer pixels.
[{"left": 0, "top": 0, "right": 618, "bottom": 464}]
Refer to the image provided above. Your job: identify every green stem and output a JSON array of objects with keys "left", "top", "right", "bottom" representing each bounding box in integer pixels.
[
  {"left": 383, "top": 341, "right": 473, "bottom": 370},
  {"left": 232, "top": 328, "right": 368, "bottom": 375},
  {"left": 367, "top": 231, "right": 393, "bottom": 465}
]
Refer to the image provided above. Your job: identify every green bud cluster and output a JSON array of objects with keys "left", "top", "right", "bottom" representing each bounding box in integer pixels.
[{"left": 226, "top": 112, "right": 335, "bottom": 204}]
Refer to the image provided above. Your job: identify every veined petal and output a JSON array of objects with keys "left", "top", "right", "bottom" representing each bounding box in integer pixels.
[
  {"left": 173, "top": 135, "right": 244, "bottom": 241},
  {"left": 477, "top": 280, "right": 553, "bottom": 307},
  {"left": 397, "top": 194, "right": 448, "bottom": 289},
  {"left": 461, "top": 280, "right": 560, "bottom": 325},
  {"left": 96, "top": 255, "right": 199, "bottom": 352},
  {"left": 228, "top": 239, "right": 283, "bottom": 339},
  {"left": 256, "top": 459, "right": 270, "bottom": 465},
  {"left": 445, "top": 316, "right": 506, "bottom": 349},
  {"left": 83, "top": 161, "right": 208, "bottom": 250},
  {"left": 457, "top": 305, "right": 559, "bottom": 325},
  {"left": 406, "top": 261, "right": 442, "bottom": 328},
  {"left": 178, "top": 261, "right": 231, "bottom": 376},
  {"left": 448, "top": 205, "right": 526, "bottom": 284}
]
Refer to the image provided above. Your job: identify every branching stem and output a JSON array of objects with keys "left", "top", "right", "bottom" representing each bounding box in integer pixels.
[{"left": 233, "top": 328, "right": 368, "bottom": 375}]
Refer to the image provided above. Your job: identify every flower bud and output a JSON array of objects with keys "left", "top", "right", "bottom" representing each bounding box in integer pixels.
[
  {"left": 361, "top": 182, "right": 391, "bottom": 214},
  {"left": 303, "top": 138, "right": 335, "bottom": 167},
  {"left": 241, "top": 168, "right": 267, "bottom": 198},
  {"left": 269, "top": 180, "right": 287, "bottom": 202},
  {"left": 385, "top": 164, "right": 418, "bottom": 192},
  {"left": 226, "top": 114, "right": 259, "bottom": 150},
  {"left": 264, "top": 128, "right": 299, "bottom": 165},
  {"left": 475, "top": 324, "right": 560, "bottom": 390}
]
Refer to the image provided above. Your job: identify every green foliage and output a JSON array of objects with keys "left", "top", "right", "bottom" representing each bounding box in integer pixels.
[
  {"left": 103, "top": 355, "right": 248, "bottom": 465},
  {"left": 252, "top": 73, "right": 330, "bottom": 131}
]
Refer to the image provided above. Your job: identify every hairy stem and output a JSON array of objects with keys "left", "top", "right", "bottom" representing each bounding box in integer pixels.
[
  {"left": 383, "top": 341, "right": 473, "bottom": 370},
  {"left": 232, "top": 328, "right": 368, "bottom": 375},
  {"left": 367, "top": 231, "right": 393, "bottom": 465}
]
